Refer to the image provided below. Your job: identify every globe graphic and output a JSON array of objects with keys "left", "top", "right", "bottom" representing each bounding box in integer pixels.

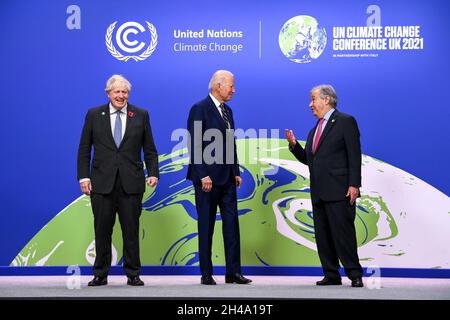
[
  {"left": 12, "top": 139, "right": 450, "bottom": 269},
  {"left": 279, "top": 15, "right": 327, "bottom": 63}
]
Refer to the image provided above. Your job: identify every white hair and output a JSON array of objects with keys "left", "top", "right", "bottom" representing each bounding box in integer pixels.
[
  {"left": 311, "top": 84, "right": 338, "bottom": 108},
  {"left": 208, "top": 70, "right": 234, "bottom": 92},
  {"left": 105, "top": 74, "right": 132, "bottom": 92}
]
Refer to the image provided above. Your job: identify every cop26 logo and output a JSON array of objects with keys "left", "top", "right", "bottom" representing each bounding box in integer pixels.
[{"left": 105, "top": 21, "right": 158, "bottom": 62}]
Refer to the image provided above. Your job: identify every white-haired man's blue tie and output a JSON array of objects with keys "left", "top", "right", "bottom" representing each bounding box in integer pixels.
[{"left": 114, "top": 110, "right": 122, "bottom": 148}]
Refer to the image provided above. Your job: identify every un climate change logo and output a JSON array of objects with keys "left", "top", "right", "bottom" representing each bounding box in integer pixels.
[
  {"left": 105, "top": 21, "right": 157, "bottom": 62},
  {"left": 279, "top": 15, "right": 326, "bottom": 63}
]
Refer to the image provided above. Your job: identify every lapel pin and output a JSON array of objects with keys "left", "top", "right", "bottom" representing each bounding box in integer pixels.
[
  {"left": 101, "top": 111, "right": 105, "bottom": 115},
  {"left": 331, "top": 119, "right": 335, "bottom": 123},
  {"left": 128, "top": 111, "right": 135, "bottom": 118}
]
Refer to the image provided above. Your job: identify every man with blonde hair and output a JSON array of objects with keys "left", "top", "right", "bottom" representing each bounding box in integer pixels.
[{"left": 77, "top": 74, "right": 159, "bottom": 286}]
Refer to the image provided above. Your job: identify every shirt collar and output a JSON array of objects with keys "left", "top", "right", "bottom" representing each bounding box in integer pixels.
[
  {"left": 109, "top": 103, "right": 127, "bottom": 114},
  {"left": 322, "top": 108, "right": 335, "bottom": 122},
  {"left": 209, "top": 93, "right": 222, "bottom": 108}
]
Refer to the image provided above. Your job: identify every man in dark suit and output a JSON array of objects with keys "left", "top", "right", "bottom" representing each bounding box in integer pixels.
[
  {"left": 77, "top": 74, "right": 159, "bottom": 286},
  {"left": 285, "top": 85, "right": 364, "bottom": 287},
  {"left": 187, "top": 70, "right": 251, "bottom": 285}
]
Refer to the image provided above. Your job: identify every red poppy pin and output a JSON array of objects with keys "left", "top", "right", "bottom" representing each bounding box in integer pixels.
[{"left": 128, "top": 111, "right": 135, "bottom": 118}]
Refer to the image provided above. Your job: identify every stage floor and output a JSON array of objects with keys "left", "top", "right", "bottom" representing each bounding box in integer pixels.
[{"left": 0, "top": 276, "right": 449, "bottom": 300}]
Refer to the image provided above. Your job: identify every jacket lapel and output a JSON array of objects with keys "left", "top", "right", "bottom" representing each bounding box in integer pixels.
[
  {"left": 307, "top": 124, "right": 316, "bottom": 154},
  {"left": 315, "top": 109, "right": 339, "bottom": 153},
  {"left": 207, "top": 96, "right": 227, "bottom": 129},
  {"left": 102, "top": 104, "right": 117, "bottom": 149},
  {"left": 119, "top": 105, "right": 134, "bottom": 148}
]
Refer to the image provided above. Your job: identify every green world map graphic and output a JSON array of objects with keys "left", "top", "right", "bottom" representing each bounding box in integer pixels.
[{"left": 12, "top": 139, "right": 450, "bottom": 269}]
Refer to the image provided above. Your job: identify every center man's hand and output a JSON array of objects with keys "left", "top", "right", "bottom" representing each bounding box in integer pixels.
[
  {"left": 201, "top": 177, "right": 213, "bottom": 192},
  {"left": 235, "top": 176, "right": 243, "bottom": 188},
  {"left": 147, "top": 176, "right": 158, "bottom": 188}
]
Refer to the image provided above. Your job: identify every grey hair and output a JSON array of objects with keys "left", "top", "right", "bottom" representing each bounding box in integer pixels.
[
  {"left": 105, "top": 74, "right": 132, "bottom": 92},
  {"left": 311, "top": 84, "right": 338, "bottom": 108},
  {"left": 208, "top": 70, "right": 234, "bottom": 92}
]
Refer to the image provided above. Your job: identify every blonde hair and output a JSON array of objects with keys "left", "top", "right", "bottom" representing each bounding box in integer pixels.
[{"left": 105, "top": 74, "right": 132, "bottom": 92}]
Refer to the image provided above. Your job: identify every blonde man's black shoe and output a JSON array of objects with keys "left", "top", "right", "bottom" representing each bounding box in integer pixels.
[
  {"left": 316, "top": 277, "right": 342, "bottom": 286},
  {"left": 88, "top": 276, "right": 107, "bottom": 286}
]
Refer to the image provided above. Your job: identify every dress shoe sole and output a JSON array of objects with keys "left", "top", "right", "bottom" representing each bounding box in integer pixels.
[
  {"left": 316, "top": 281, "right": 342, "bottom": 286},
  {"left": 88, "top": 281, "right": 107, "bottom": 286},
  {"left": 225, "top": 279, "right": 252, "bottom": 284}
]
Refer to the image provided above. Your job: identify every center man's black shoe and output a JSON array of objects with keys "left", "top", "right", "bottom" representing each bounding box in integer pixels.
[
  {"left": 88, "top": 276, "right": 108, "bottom": 286},
  {"left": 201, "top": 275, "right": 217, "bottom": 285},
  {"left": 316, "top": 277, "right": 342, "bottom": 286},
  {"left": 351, "top": 277, "right": 364, "bottom": 287},
  {"left": 127, "top": 276, "right": 144, "bottom": 286},
  {"left": 225, "top": 273, "right": 252, "bottom": 284}
]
